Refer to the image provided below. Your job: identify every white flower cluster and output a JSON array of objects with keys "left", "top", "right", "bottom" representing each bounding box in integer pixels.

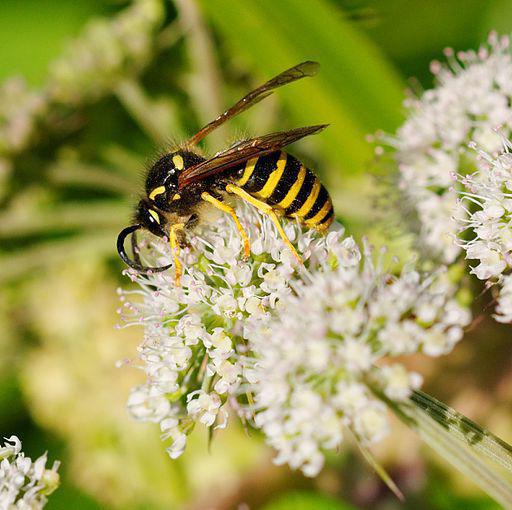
[
  {"left": 244, "top": 242, "right": 470, "bottom": 476},
  {"left": 119, "top": 205, "right": 335, "bottom": 459},
  {"left": 387, "top": 33, "right": 512, "bottom": 264},
  {"left": 458, "top": 141, "right": 512, "bottom": 322},
  {"left": 48, "top": 0, "right": 164, "bottom": 103},
  {"left": 119, "top": 204, "right": 469, "bottom": 476},
  {"left": 0, "top": 436, "right": 59, "bottom": 509}
]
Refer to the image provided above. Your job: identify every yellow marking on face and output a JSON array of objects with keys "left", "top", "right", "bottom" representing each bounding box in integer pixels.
[
  {"left": 149, "top": 209, "right": 161, "bottom": 224},
  {"left": 172, "top": 193, "right": 181, "bottom": 201},
  {"left": 293, "top": 178, "right": 321, "bottom": 218},
  {"left": 278, "top": 165, "right": 306, "bottom": 209},
  {"left": 172, "top": 154, "right": 184, "bottom": 170},
  {"left": 305, "top": 198, "right": 332, "bottom": 226},
  {"left": 236, "top": 157, "right": 258, "bottom": 186},
  {"left": 149, "top": 186, "right": 166, "bottom": 201},
  {"left": 256, "top": 152, "right": 287, "bottom": 199}
]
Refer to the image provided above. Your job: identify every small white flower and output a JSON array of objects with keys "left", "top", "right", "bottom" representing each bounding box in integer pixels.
[
  {"left": 379, "top": 364, "right": 423, "bottom": 401},
  {"left": 127, "top": 385, "right": 171, "bottom": 422},
  {"left": 338, "top": 339, "right": 374, "bottom": 372},
  {"left": 333, "top": 382, "right": 369, "bottom": 414},
  {"left": 212, "top": 292, "right": 239, "bottom": 317},
  {"left": 353, "top": 403, "right": 390, "bottom": 445},
  {"left": 0, "top": 436, "right": 59, "bottom": 509},
  {"left": 186, "top": 391, "right": 223, "bottom": 427},
  {"left": 175, "top": 315, "right": 205, "bottom": 344}
]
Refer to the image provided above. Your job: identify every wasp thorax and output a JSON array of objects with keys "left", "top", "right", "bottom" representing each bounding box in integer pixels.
[{"left": 146, "top": 150, "right": 205, "bottom": 211}]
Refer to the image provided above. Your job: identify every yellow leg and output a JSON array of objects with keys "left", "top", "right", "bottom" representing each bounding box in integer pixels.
[
  {"left": 169, "top": 223, "right": 185, "bottom": 286},
  {"left": 201, "top": 192, "right": 250, "bottom": 259},
  {"left": 225, "top": 184, "right": 303, "bottom": 264}
]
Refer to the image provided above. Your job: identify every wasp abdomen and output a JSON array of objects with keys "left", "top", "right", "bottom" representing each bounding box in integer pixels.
[{"left": 234, "top": 151, "right": 333, "bottom": 230}]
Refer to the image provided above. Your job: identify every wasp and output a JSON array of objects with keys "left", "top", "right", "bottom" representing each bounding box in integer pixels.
[{"left": 117, "top": 61, "right": 334, "bottom": 285}]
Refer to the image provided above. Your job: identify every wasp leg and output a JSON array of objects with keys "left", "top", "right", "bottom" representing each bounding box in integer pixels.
[
  {"left": 169, "top": 223, "right": 185, "bottom": 286},
  {"left": 225, "top": 184, "right": 303, "bottom": 263},
  {"left": 201, "top": 191, "right": 250, "bottom": 259}
]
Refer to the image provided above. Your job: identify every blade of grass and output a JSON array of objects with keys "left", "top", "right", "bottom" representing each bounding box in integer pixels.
[
  {"left": 385, "top": 390, "right": 512, "bottom": 507},
  {"left": 410, "top": 391, "right": 512, "bottom": 473}
]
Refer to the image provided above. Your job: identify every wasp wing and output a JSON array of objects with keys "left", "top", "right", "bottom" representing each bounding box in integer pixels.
[
  {"left": 178, "top": 124, "right": 328, "bottom": 189},
  {"left": 186, "top": 61, "right": 319, "bottom": 146}
]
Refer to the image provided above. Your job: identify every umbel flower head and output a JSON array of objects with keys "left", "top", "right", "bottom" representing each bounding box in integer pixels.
[
  {"left": 0, "top": 436, "right": 60, "bottom": 509},
  {"left": 458, "top": 138, "right": 512, "bottom": 322},
  {"left": 118, "top": 204, "right": 470, "bottom": 476},
  {"left": 385, "top": 32, "right": 512, "bottom": 264}
]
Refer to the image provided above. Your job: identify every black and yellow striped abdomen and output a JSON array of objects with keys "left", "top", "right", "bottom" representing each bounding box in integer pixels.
[{"left": 234, "top": 151, "right": 333, "bottom": 230}]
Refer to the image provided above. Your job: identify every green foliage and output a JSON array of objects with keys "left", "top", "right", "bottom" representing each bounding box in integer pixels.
[
  {"left": 0, "top": 0, "right": 105, "bottom": 85},
  {"left": 200, "top": 0, "right": 405, "bottom": 178}
]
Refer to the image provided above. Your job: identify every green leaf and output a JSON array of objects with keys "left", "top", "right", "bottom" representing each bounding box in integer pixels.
[
  {"left": 262, "top": 490, "right": 358, "bottom": 510},
  {"left": 387, "top": 390, "right": 512, "bottom": 508},
  {"left": 199, "top": 0, "right": 404, "bottom": 176}
]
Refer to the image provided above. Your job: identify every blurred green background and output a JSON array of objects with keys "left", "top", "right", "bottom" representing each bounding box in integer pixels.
[{"left": 1, "top": 1, "right": 511, "bottom": 508}]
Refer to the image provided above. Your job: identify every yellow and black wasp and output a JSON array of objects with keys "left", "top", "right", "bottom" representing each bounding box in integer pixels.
[{"left": 117, "top": 61, "right": 334, "bottom": 284}]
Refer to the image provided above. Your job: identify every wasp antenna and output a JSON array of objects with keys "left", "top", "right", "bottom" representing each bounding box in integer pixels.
[{"left": 117, "top": 225, "right": 173, "bottom": 274}]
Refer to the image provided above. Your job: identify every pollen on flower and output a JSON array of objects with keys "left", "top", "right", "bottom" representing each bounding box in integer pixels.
[
  {"left": 384, "top": 33, "right": 512, "bottom": 264},
  {"left": 0, "top": 435, "right": 60, "bottom": 509},
  {"left": 118, "top": 203, "right": 469, "bottom": 477}
]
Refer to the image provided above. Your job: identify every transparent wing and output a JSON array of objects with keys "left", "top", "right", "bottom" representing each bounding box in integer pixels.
[
  {"left": 178, "top": 124, "right": 328, "bottom": 189},
  {"left": 186, "top": 61, "right": 319, "bottom": 146}
]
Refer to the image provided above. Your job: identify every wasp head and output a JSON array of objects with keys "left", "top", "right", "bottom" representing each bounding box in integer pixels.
[
  {"left": 146, "top": 150, "right": 205, "bottom": 211},
  {"left": 116, "top": 200, "right": 172, "bottom": 274}
]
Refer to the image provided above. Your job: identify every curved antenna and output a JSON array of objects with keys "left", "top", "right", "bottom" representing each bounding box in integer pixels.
[
  {"left": 117, "top": 225, "right": 173, "bottom": 273},
  {"left": 186, "top": 61, "right": 320, "bottom": 146}
]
